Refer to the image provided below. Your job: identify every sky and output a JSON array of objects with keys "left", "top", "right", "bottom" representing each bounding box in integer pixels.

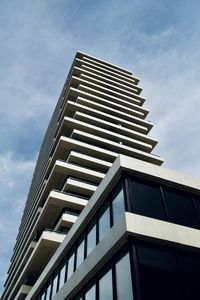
[{"left": 1, "top": 0, "right": 200, "bottom": 295}]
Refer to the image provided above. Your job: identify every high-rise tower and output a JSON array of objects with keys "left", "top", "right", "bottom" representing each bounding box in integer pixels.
[{"left": 2, "top": 52, "right": 200, "bottom": 300}]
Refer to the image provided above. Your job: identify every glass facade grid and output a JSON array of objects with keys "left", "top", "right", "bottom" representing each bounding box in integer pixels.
[
  {"left": 129, "top": 174, "right": 200, "bottom": 230},
  {"left": 37, "top": 179, "right": 125, "bottom": 299}
]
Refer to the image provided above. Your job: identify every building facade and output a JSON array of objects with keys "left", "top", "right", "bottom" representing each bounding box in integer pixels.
[{"left": 2, "top": 52, "right": 200, "bottom": 300}]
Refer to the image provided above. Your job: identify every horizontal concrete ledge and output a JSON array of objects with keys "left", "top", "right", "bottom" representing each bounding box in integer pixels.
[
  {"left": 75, "top": 58, "right": 136, "bottom": 84},
  {"left": 54, "top": 213, "right": 78, "bottom": 231},
  {"left": 62, "top": 177, "right": 97, "bottom": 197},
  {"left": 73, "top": 66, "right": 142, "bottom": 95},
  {"left": 71, "top": 129, "right": 163, "bottom": 166},
  {"left": 67, "top": 151, "right": 112, "bottom": 173},
  {"left": 61, "top": 116, "right": 153, "bottom": 153},
  {"left": 71, "top": 76, "right": 143, "bottom": 106},
  {"left": 66, "top": 100, "right": 150, "bottom": 134},
  {"left": 71, "top": 85, "right": 148, "bottom": 118}
]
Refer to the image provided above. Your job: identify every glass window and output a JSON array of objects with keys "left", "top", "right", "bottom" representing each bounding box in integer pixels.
[
  {"left": 137, "top": 243, "right": 178, "bottom": 273},
  {"left": 85, "top": 284, "right": 96, "bottom": 300},
  {"left": 99, "top": 206, "right": 111, "bottom": 242},
  {"left": 86, "top": 223, "right": 96, "bottom": 256},
  {"left": 137, "top": 243, "right": 184, "bottom": 300},
  {"left": 178, "top": 251, "right": 200, "bottom": 299},
  {"left": 46, "top": 283, "right": 52, "bottom": 300},
  {"left": 115, "top": 253, "right": 133, "bottom": 300},
  {"left": 130, "top": 178, "right": 166, "bottom": 221},
  {"left": 59, "top": 263, "right": 66, "bottom": 289},
  {"left": 163, "top": 187, "right": 199, "bottom": 229},
  {"left": 51, "top": 274, "right": 58, "bottom": 298},
  {"left": 192, "top": 194, "right": 200, "bottom": 221},
  {"left": 76, "top": 239, "right": 85, "bottom": 269},
  {"left": 66, "top": 252, "right": 75, "bottom": 280},
  {"left": 99, "top": 269, "right": 113, "bottom": 300},
  {"left": 112, "top": 188, "right": 125, "bottom": 225}
]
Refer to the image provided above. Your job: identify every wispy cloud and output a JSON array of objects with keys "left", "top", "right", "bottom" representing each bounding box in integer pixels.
[{"left": 0, "top": 152, "right": 36, "bottom": 293}]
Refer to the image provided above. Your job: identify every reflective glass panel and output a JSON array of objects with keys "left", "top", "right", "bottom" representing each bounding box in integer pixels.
[
  {"left": 115, "top": 253, "right": 133, "bottom": 300},
  {"left": 76, "top": 239, "right": 85, "bottom": 269},
  {"left": 163, "top": 187, "right": 199, "bottom": 228},
  {"left": 112, "top": 189, "right": 125, "bottom": 225},
  {"left": 99, "top": 269, "right": 113, "bottom": 300},
  {"left": 85, "top": 284, "right": 95, "bottom": 300},
  {"left": 99, "top": 207, "right": 110, "bottom": 242},
  {"left": 46, "top": 283, "right": 51, "bottom": 300},
  {"left": 66, "top": 252, "right": 75, "bottom": 280},
  {"left": 51, "top": 274, "right": 58, "bottom": 298},
  {"left": 131, "top": 179, "right": 166, "bottom": 221},
  {"left": 59, "top": 263, "right": 66, "bottom": 289},
  {"left": 41, "top": 292, "right": 45, "bottom": 300},
  {"left": 86, "top": 223, "right": 96, "bottom": 256}
]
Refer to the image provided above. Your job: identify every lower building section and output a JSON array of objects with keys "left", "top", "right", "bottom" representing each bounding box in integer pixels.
[
  {"left": 36, "top": 236, "right": 200, "bottom": 300},
  {"left": 22, "top": 156, "right": 200, "bottom": 300}
]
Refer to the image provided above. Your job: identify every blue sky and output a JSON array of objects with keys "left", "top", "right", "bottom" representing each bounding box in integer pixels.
[{"left": 1, "top": 0, "right": 200, "bottom": 295}]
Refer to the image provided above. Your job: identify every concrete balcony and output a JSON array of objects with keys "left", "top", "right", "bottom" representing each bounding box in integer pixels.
[
  {"left": 68, "top": 86, "right": 148, "bottom": 119},
  {"left": 74, "top": 61, "right": 139, "bottom": 89},
  {"left": 40, "top": 160, "right": 104, "bottom": 206},
  {"left": 72, "top": 66, "right": 142, "bottom": 95},
  {"left": 58, "top": 116, "right": 153, "bottom": 153},
  {"left": 75, "top": 58, "right": 139, "bottom": 85},
  {"left": 66, "top": 151, "right": 112, "bottom": 173},
  {"left": 73, "top": 111, "right": 158, "bottom": 148},
  {"left": 71, "top": 76, "right": 144, "bottom": 106},
  {"left": 71, "top": 129, "right": 163, "bottom": 166},
  {"left": 66, "top": 100, "right": 151, "bottom": 134},
  {"left": 54, "top": 213, "right": 78, "bottom": 232},
  {"left": 2, "top": 231, "right": 65, "bottom": 300},
  {"left": 14, "top": 284, "right": 32, "bottom": 300},
  {"left": 75, "top": 97, "right": 152, "bottom": 129},
  {"left": 62, "top": 177, "right": 97, "bottom": 197},
  {"left": 49, "top": 136, "right": 118, "bottom": 170}
]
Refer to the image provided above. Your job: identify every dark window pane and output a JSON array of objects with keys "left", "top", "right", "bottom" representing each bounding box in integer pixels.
[
  {"left": 178, "top": 251, "right": 200, "bottom": 299},
  {"left": 86, "top": 223, "right": 96, "bottom": 256},
  {"left": 137, "top": 243, "right": 178, "bottom": 272},
  {"left": 99, "top": 207, "right": 110, "bottom": 242},
  {"left": 51, "top": 274, "right": 58, "bottom": 298},
  {"left": 99, "top": 269, "right": 113, "bottom": 300},
  {"left": 112, "top": 189, "right": 125, "bottom": 225},
  {"left": 163, "top": 187, "right": 199, "bottom": 228},
  {"left": 139, "top": 265, "right": 185, "bottom": 300},
  {"left": 59, "top": 263, "right": 66, "bottom": 289},
  {"left": 76, "top": 239, "right": 85, "bottom": 269},
  {"left": 178, "top": 251, "right": 200, "bottom": 275},
  {"left": 192, "top": 194, "right": 200, "bottom": 221},
  {"left": 66, "top": 252, "right": 75, "bottom": 280},
  {"left": 137, "top": 243, "right": 185, "bottom": 300},
  {"left": 130, "top": 178, "right": 166, "bottom": 221},
  {"left": 85, "top": 284, "right": 96, "bottom": 300},
  {"left": 115, "top": 253, "right": 133, "bottom": 300}
]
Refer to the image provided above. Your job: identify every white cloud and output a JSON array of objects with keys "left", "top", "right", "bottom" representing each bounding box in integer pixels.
[{"left": 0, "top": 152, "right": 36, "bottom": 294}]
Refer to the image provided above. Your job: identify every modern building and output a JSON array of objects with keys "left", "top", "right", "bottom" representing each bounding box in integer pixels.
[{"left": 2, "top": 52, "right": 200, "bottom": 300}]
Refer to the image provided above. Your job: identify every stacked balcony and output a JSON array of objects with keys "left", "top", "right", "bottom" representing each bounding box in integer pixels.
[{"left": 2, "top": 52, "right": 163, "bottom": 300}]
